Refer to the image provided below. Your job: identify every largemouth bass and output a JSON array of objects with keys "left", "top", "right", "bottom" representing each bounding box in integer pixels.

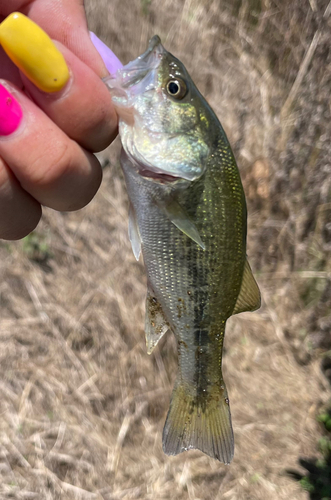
[{"left": 106, "top": 36, "right": 260, "bottom": 464}]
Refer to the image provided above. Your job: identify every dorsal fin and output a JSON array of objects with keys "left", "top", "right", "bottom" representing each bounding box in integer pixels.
[
  {"left": 232, "top": 259, "right": 261, "bottom": 315},
  {"left": 157, "top": 199, "right": 205, "bottom": 250},
  {"left": 145, "top": 288, "right": 170, "bottom": 354}
]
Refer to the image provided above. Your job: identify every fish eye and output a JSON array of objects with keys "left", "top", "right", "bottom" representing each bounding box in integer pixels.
[{"left": 166, "top": 78, "right": 187, "bottom": 99}]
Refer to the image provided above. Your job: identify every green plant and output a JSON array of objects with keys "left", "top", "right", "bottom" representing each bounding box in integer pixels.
[
  {"left": 22, "top": 232, "right": 52, "bottom": 263},
  {"left": 288, "top": 407, "right": 331, "bottom": 499},
  {"left": 141, "top": 0, "right": 151, "bottom": 16}
]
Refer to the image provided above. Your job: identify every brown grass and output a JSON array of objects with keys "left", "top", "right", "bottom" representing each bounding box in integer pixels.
[{"left": 1, "top": 0, "right": 330, "bottom": 498}]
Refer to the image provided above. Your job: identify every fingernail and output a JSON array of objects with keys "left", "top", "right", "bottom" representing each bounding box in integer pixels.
[
  {"left": 0, "top": 12, "right": 69, "bottom": 92},
  {"left": 89, "top": 32, "right": 123, "bottom": 75},
  {"left": 0, "top": 83, "right": 23, "bottom": 136}
]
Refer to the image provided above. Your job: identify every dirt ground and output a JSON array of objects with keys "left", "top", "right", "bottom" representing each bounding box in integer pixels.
[{"left": 0, "top": 1, "right": 330, "bottom": 499}]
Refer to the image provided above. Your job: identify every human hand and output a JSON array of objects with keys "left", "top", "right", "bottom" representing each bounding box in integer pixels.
[{"left": 0, "top": 1, "right": 122, "bottom": 240}]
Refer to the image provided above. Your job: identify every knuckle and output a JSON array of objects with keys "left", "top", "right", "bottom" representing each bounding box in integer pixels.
[{"left": 24, "top": 141, "right": 74, "bottom": 189}]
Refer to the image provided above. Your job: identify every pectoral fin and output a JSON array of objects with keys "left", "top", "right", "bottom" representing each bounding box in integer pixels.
[
  {"left": 145, "top": 289, "right": 170, "bottom": 354},
  {"left": 157, "top": 199, "right": 205, "bottom": 250},
  {"left": 232, "top": 259, "right": 261, "bottom": 315},
  {"left": 128, "top": 202, "right": 141, "bottom": 261}
]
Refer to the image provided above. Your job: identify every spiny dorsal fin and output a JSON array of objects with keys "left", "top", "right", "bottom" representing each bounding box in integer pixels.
[
  {"left": 128, "top": 202, "right": 141, "bottom": 261},
  {"left": 157, "top": 199, "right": 205, "bottom": 250},
  {"left": 232, "top": 259, "right": 261, "bottom": 315},
  {"left": 145, "top": 289, "right": 170, "bottom": 354}
]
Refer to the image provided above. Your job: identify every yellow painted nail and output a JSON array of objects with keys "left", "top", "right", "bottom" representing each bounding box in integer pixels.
[{"left": 0, "top": 12, "right": 69, "bottom": 92}]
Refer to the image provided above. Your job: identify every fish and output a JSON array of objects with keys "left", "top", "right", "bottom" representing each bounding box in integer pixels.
[{"left": 105, "top": 35, "right": 261, "bottom": 464}]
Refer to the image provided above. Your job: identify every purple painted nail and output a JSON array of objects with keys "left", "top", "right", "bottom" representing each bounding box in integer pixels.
[{"left": 89, "top": 32, "right": 123, "bottom": 76}]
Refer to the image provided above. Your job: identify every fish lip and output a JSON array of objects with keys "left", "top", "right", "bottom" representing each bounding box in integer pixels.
[
  {"left": 138, "top": 35, "right": 163, "bottom": 67},
  {"left": 104, "top": 35, "right": 164, "bottom": 100},
  {"left": 118, "top": 35, "right": 164, "bottom": 88}
]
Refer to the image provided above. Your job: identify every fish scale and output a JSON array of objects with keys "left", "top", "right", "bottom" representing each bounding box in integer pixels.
[{"left": 107, "top": 35, "right": 261, "bottom": 463}]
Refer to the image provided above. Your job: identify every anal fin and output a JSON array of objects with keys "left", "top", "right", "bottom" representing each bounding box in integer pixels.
[
  {"left": 232, "top": 258, "right": 261, "bottom": 315},
  {"left": 145, "top": 289, "right": 170, "bottom": 354}
]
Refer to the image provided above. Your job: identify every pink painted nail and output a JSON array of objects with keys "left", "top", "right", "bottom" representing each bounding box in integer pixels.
[{"left": 0, "top": 84, "right": 23, "bottom": 136}]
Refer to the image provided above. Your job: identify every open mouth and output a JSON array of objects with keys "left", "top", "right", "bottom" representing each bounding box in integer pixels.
[
  {"left": 104, "top": 35, "right": 164, "bottom": 105},
  {"left": 120, "top": 36, "right": 163, "bottom": 87}
]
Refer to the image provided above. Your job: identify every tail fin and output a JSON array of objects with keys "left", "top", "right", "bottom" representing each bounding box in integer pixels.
[{"left": 162, "top": 381, "right": 234, "bottom": 464}]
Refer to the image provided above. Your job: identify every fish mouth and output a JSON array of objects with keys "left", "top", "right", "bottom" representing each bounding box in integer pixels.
[
  {"left": 104, "top": 35, "right": 164, "bottom": 105},
  {"left": 119, "top": 35, "right": 164, "bottom": 88}
]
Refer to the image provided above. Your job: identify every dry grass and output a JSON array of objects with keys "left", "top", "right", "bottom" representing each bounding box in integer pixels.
[
  {"left": 1, "top": 167, "right": 322, "bottom": 500},
  {"left": 0, "top": 1, "right": 330, "bottom": 499}
]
